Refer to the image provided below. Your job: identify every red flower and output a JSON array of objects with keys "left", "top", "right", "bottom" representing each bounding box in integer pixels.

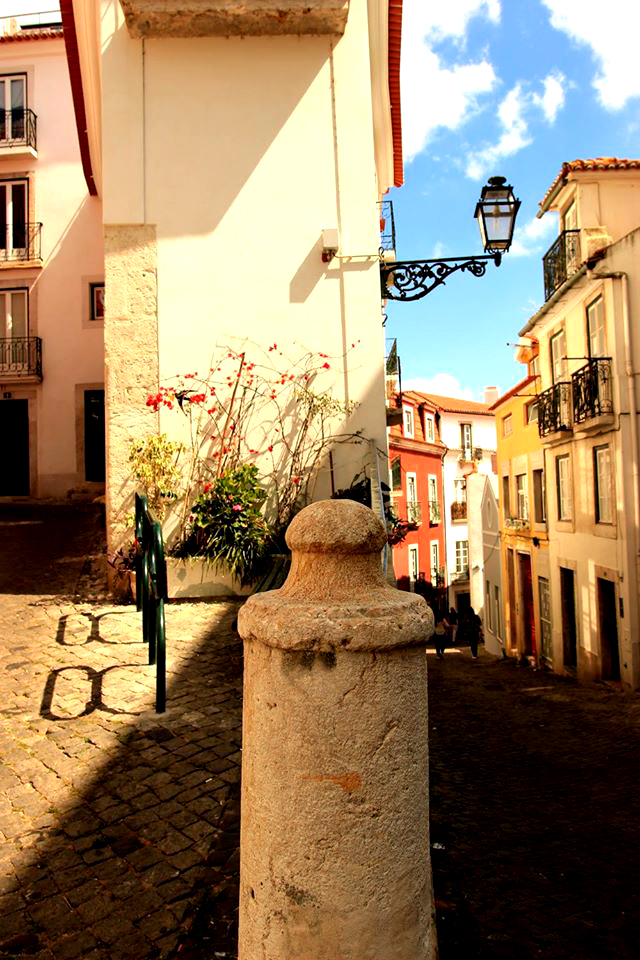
[
  {"left": 268, "top": 445, "right": 273, "bottom": 452},
  {"left": 232, "top": 504, "right": 243, "bottom": 512},
  {"left": 203, "top": 482, "right": 212, "bottom": 493},
  {"left": 322, "top": 362, "right": 330, "bottom": 370}
]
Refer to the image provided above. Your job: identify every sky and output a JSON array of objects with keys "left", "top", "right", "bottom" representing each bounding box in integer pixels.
[{"left": 390, "top": 0, "right": 640, "bottom": 402}]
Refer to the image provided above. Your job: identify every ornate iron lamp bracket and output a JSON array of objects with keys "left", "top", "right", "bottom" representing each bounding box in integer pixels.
[{"left": 380, "top": 253, "right": 501, "bottom": 302}]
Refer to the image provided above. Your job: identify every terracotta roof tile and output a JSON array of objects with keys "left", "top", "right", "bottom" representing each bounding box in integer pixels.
[
  {"left": 539, "top": 157, "right": 640, "bottom": 213},
  {"left": 488, "top": 375, "right": 537, "bottom": 410},
  {"left": 388, "top": 0, "right": 403, "bottom": 187},
  {"left": 0, "top": 26, "right": 62, "bottom": 43},
  {"left": 407, "top": 392, "right": 493, "bottom": 416}
]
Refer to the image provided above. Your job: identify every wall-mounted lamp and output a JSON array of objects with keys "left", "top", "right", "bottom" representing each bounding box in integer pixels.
[{"left": 380, "top": 176, "right": 520, "bottom": 302}]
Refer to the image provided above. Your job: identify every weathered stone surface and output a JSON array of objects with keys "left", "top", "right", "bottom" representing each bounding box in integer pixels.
[
  {"left": 120, "top": 0, "right": 350, "bottom": 38},
  {"left": 237, "top": 499, "right": 437, "bottom": 960}
]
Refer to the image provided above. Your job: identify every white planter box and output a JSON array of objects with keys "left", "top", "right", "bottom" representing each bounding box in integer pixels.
[{"left": 166, "top": 557, "right": 253, "bottom": 599}]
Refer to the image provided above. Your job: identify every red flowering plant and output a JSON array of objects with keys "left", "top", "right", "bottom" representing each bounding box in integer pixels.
[{"left": 140, "top": 340, "right": 363, "bottom": 579}]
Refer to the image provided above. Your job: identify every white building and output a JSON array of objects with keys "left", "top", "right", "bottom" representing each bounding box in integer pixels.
[
  {"left": 467, "top": 471, "right": 503, "bottom": 655},
  {"left": 0, "top": 11, "right": 104, "bottom": 498},
  {"left": 421, "top": 393, "right": 497, "bottom": 612}
]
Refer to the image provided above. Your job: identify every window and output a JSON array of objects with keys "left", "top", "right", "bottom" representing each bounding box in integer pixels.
[
  {"left": 454, "top": 478, "right": 466, "bottom": 503},
  {"left": 0, "top": 287, "right": 27, "bottom": 339},
  {"left": 494, "top": 585, "right": 502, "bottom": 641},
  {"left": 408, "top": 545, "right": 419, "bottom": 582},
  {"left": 526, "top": 399, "right": 539, "bottom": 423},
  {"left": 403, "top": 405, "right": 414, "bottom": 438},
  {"left": 533, "top": 468, "right": 546, "bottom": 524},
  {"left": 594, "top": 444, "right": 613, "bottom": 523},
  {"left": 430, "top": 541, "right": 439, "bottom": 582},
  {"left": 455, "top": 540, "right": 468, "bottom": 573},
  {"left": 587, "top": 296, "right": 606, "bottom": 358},
  {"left": 425, "top": 414, "right": 435, "bottom": 442},
  {"left": 486, "top": 579, "right": 493, "bottom": 632},
  {"left": 556, "top": 454, "right": 572, "bottom": 520},
  {"left": 460, "top": 422, "right": 472, "bottom": 456},
  {"left": 0, "top": 178, "right": 27, "bottom": 256},
  {"left": 550, "top": 329, "right": 567, "bottom": 383},
  {"left": 0, "top": 74, "right": 26, "bottom": 142},
  {"left": 502, "top": 414, "right": 513, "bottom": 437},
  {"left": 428, "top": 475, "right": 439, "bottom": 523},
  {"left": 391, "top": 457, "right": 402, "bottom": 490},
  {"left": 562, "top": 200, "right": 577, "bottom": 232},
  {"left": 538, "top": 577, "right": 552, "bottom": 660},
  {"left": 530, "top": 355, "right": 540, "bottom": 378},
  {"left": 406, "top": 473, "right": 420, "bottom": 524},
  {"left": 502, "top": 474, "right": 511, "bottom": 519},
  {"left": 90, "top": 283, "right": 105, "bottom": 322},
  {"left": 516, "top": 474, "right": 529, "bottom": 520}
]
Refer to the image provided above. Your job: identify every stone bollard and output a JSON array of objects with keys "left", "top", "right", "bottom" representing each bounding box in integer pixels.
[{"left": 237, "top": 499, "right": 436, "bottom": 960}]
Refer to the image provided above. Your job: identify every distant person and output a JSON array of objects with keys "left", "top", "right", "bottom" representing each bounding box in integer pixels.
[
  {"left": 433, "top": 609, "right": 449, "bottom": 660},
  {"left": 467, "top": 607, "right": 483, "bottom": 659},
  {"left": 448, "top": 606, "right": 458, "bottom": 646}
]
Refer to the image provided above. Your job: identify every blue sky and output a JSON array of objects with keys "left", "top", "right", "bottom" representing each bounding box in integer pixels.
[{"left": 390, "top": 0, "right": 640, "bottom": 401}]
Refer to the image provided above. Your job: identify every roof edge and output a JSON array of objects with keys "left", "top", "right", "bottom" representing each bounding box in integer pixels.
[{"left": 60, "top": 0, "right": 97, "bottom": 197}]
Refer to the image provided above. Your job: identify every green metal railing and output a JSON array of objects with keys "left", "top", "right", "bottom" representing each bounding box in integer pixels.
[{"left": 135, "top": 493, "right": 168, "bottom": 713}]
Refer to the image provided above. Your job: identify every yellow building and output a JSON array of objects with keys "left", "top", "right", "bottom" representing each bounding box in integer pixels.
[{"left": 491, "top": 341, "right": 550, "bottom": 664}]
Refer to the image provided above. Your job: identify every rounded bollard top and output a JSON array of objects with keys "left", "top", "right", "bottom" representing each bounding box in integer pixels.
[{"left": 286, "top": 499, "right": 387, "bottom": 555}]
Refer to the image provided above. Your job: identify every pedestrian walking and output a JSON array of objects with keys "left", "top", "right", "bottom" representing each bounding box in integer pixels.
[
  {"left": 467, "top": 607, "right": 483, "bottom": 659},
  {"left": 448, "top": 606, "right": 458, "bottom": 646},
  {"left": 433, "top": 608, "right": 449, "bottom": 659}
]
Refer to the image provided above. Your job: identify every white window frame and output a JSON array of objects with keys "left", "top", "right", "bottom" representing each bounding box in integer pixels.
[
  {"left": 550, "top": 329, "right": 567, "bottom": 384},
  {"left": 556, "top": 454, "right": 572, "bottom": 521},
  {"left": 0, "top": 287, "right": 27, "bottom": 339},
  {"left": 403, "top": 405, "right": 414, "bottom": 438},
  {"left": 406, "top": 472, "right": 420, "bottom": 524},
  {"left": 455, "top": 540, "right": 468, "bottom": 573},
  {"left": 533, "top": 468, "right": 546, "bottom": 524},
  {"left": 408, "top": 544, "right": 419, "bottom": 583},
  {"left": 0, "top": 177, "right": 28, "bottom": 256},
  {"left": 425, "top": 414, "right": 435, "bottom": 442},
  {"left": 538, "top": 577, "right": 552, "bottom": 660},
  {"left": 526, "top": 399, "right": 539, "bottom": 423},
  {"left": 430, "top": 541, "right": 439, "bottom": 582},
  {"left": 0, "top": 73, "right": 26, "bottom": 143},
  {"left": 502, "top": 414, "right": 513, "bottom": 437},
  {"left": 460, "top": 422, "right": 472, "bottom": 457},
  {"left": 494, "top": 585, "right": 502, "bottom": 641},
  {"left": 454, "top": 478, "right": 466, "bottom": 503},
  {"left": 516, "top": 473, "right": 529, "bottom": 521},
  {"left": 587, "top": 296, "right": 606, "bottom": 359},
  {"left": 594, "top": 444, "right": 613, "bottom": 524}
]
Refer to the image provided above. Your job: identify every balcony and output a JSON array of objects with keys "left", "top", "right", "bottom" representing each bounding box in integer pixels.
[
  {"left": 504, "top": 517, "right": 529, "bottom": 532},
  {"left": 450, "top": 567, "right": 469, "bottom": 583},
  {"left": 0, "top": 109, "right": 37, "bottom": 157},
  {"left": 0, "top": 223, "right": 42, "bottom": 264},
  {"left": 451, "top": 500, "right": 467, "bottom": 521},
  {"left": 378, "top": 199, "right": 396, "bottom": 262},
  {"left": 542, "top": 229, "right": 580, "bottom": 301},
  {"left": 538, "top": 382, "right": 572, "bottom": 437},
  {"left": 428, "top": 500, "right": 441, "bottom": 524},
  {"left": 406, "top": 501, "right": 422, "bottom": 526},
  {"left": 0, "top": 337, "right": 42, "bottom": 381},
  {"left": 120, "top": 1, "right": 349, "bottom": 38},
  {"left": 572, "top": 358, "right": 613, "bottom": 425}
]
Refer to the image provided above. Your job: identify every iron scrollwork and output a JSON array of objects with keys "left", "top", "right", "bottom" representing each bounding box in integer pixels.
[{"left": 380, "top": 254, "right": 500, "bottom": 302}]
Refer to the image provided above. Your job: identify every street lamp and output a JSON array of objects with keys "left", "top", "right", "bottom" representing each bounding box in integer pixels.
[{"left": 380, "top": 176, "right": 520, "bottom": 302}]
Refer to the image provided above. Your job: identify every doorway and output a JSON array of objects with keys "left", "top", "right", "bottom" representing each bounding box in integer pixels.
[
  {"left": 560, "top": 567, "right": 577, "bottom": 668},
  {"left": 597, "top": 577, "right": 620, "bottom": 681},
  {"left": 518, "top": 552, "right": 536, "bottom": 657},
  {"left": 0, "top": 398, "right": 29, "bottom": 495},
  {"left": 84, "top": 390, "right": 105, "bottom": 482},
  {"left": 507, "top": 548, "right": 517, "bottom": 653}
]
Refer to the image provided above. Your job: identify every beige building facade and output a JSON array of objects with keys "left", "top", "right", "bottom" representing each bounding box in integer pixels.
[
  {"left": 0, "top": 13, "right": 104, "bottom": 498},
  {"left": 64, "top": 0, "right": 403, "bottom": 550},
  {"left": 520, "top": 158, "right": 640, "bottom": 688}
]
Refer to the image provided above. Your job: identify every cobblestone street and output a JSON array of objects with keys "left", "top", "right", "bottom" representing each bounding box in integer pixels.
[
  {"left": 2, "top": 503, "right": 640, "bottom": 958},
  {"left": 0, "top": 503, "right": 242, "bottom": 960}
]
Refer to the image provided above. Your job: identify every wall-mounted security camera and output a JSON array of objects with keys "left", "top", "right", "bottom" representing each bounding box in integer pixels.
[{"left": 321, "top": 228, "right": 339, "bottom": 263}]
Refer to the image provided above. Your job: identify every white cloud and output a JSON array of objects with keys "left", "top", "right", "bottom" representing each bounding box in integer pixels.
[
  {"left": 465, "top": 72, "right": 566, "bottom": 179},
  {"left": 509, "top": 211, "right": 557, "bottom": 257},
  {"left": 403, "top": 373, "right": 475, "bottom": 401},
  {"left": 542, "top": 0, "right": 640, "bottom": 109},
  {"left": 401, "top": 2, "right": 500, "bottom": 162}
]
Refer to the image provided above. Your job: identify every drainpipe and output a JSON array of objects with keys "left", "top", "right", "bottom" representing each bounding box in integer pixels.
[{"left": 592, "top": 270, "right": 640, "bottom": 677}]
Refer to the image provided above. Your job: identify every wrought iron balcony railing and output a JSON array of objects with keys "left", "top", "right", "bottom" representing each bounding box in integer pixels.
[
  {"left": 538, "top": 381, "right": 572, "bottom": 437},
  {"left": 0, "top": 108, "right": 37, "bottom": 150},
  {"left": 0, "top": 336, "right": 42, "bottom": 379},
  {"left": 450, "top": 566, "right": 469, "bottom": 583},
  {"left": 542, "top": 229, "right": 580, "bottom": 300},
  {"left": 406, "top": 500, "right": 422, "bottom": 525},
  {"left": 0, "top": 222, "right": 42, "bottom": 262},
  {"left": 572, "top": 357, "right": 613, "bottom": 424},
  {"left": 504, "top": 517, "right": 529, "bottom": 531},
  {"left": 451, "top": 500, "right": 467, "bottom": 521},
  {"left": 429, "top": 500, "right": 441, "bottom": 524},
  {"left": 378, "top": 199, "right": 396, "bottom": 256}
]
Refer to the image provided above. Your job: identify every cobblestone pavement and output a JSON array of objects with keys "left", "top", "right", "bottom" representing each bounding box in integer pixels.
[
  {"left": 428, "top": 647, "right": 640, "bottom": 959},
  {"left": 0, "top": 503, "right": 242, "bottom": 960}
]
